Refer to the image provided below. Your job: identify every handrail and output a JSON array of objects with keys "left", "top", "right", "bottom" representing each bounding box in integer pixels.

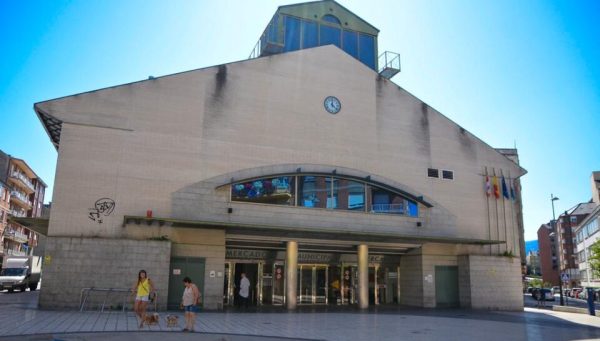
[{"left": 79, "top": 287, "right": 142, "bottom": 312}]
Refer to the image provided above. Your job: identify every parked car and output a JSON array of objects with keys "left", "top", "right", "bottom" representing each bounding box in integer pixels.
[
  {"left": 552, "top": 286, "right": 560, "bottom": 295},
  {"left": 571, "top": 288, "right": 583, "bottom": 298},
  {"left": 527, "top": 287, "right": 534, "bottom": 293},
  {"left": 563, "top": 288, "right": 571, "bottom": 297}
]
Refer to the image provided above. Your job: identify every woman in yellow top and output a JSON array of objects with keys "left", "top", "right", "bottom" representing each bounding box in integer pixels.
[{"left": 132, "top": 269, "right": 155, "bottom": 327}]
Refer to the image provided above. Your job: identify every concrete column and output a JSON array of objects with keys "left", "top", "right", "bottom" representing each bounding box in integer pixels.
[
  {"left": 357, "top": 244, "right": 369, "bottom": 309},
  {"left": 286, "top": 240, "right": 298, "bottom": 310}
]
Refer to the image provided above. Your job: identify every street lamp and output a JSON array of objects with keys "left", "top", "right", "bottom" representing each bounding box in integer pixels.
[{"left": 551, "top": 194, "right": 564, "bottom": 306}]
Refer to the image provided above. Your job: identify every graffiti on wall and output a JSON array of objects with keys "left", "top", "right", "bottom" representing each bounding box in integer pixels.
[{"left": 88, "top": 198, "right": 116, "bottom": 224}]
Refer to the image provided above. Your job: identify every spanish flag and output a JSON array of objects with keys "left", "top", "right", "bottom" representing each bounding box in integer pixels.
[{"left": 492, "top": 176, "right": 500, "bottom": 199}]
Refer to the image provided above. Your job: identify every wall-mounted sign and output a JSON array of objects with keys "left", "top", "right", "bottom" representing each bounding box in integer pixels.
[
  {"left": 173, "top": 269, "right": 181, "bottom": 275},
  {"left": 210, "top": 270, "right": 216, "bottom": 278}
]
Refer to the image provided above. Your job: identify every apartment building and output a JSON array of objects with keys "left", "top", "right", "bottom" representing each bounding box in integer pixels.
[
  {"left": 0, "top": 150, "right": 46, "bottom": 262},
  {"left": 555, "top": 202, "right": 595, "bottom": 287},
  {"left": 575, "top": 172, "right": 600, "bottom": 287}
]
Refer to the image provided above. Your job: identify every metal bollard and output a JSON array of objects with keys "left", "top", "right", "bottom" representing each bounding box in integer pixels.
[{"left": 587, "top": 287, "right": 596, "bottom": 316}]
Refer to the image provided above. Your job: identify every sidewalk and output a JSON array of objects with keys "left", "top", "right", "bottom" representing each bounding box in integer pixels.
[{"left": 0, "top": 292, "right": 598, "bottom": 341}]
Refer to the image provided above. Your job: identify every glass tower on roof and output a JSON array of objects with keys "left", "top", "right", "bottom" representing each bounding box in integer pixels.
[{"left": 249, "top": 0, "right": 381, "bottom": 72}]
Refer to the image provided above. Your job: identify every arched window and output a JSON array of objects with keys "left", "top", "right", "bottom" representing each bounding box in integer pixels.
[
  {"left": 230, "top": 174, "right": 420, "bottom": 217},
  {"left": 322, "top": 14, "right": 341, "bottom": 25}
]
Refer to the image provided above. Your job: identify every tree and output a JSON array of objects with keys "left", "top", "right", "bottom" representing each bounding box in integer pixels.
[{"left": 590, "top": 240, "right": 600, "bottom": 279}]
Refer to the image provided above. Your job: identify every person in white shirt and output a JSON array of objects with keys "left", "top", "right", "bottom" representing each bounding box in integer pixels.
[{"left": 239, "top": 272, "right": 250, "bottom": 308}]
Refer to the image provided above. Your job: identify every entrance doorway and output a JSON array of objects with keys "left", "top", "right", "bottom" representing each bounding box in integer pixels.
[
  {"left": 297, "top": 265, "right": 328, "bottom": 304},
  {"left": 233, "top": 263, "right": 259, "bottom": 307}
]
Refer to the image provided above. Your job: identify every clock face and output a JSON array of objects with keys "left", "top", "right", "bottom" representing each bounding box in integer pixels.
[{"left": 324, "top": 96, "right": 341, "bottom": 114}]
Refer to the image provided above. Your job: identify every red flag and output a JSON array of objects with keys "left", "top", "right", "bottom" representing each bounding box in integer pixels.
[
  {"left": 485, "top": 176, "right": 492, "bottom": 197},
  {"left": 492, "top": 176, "right": 500, "bottom": 199}
]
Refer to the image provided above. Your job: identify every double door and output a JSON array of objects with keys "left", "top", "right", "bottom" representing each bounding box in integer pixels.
[{"left": 297, "top": 265, "right": 328, "bottom": 304}]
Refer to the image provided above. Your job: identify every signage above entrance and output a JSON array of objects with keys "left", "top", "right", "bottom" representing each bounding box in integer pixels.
[{"left": 226, "top": 248, "right": 395, "bottom": 264}]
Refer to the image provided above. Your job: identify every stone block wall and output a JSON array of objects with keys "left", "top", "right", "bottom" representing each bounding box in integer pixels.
[
  {"left": 39, "top": 236, "right": 171, "bottom": 310},
  {"left": 458, "top": 254, "right": 523, "bottom": 310},
  {"left": 400, "top": 254, "right": 423, "bottom": 307}
]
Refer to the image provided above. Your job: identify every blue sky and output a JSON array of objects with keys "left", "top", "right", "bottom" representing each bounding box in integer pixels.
[{"left": 1, "top": 0, "right": 599, "bottom": 241}]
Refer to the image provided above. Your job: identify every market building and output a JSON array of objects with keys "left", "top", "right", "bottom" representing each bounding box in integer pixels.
[{"left": 31, "top": 0, "right": 526, "bottom": 310}]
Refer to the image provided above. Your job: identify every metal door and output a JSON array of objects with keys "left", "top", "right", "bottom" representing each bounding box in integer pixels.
[
  {"left": 435, "top": 266, "right": 459, "bottom": 307},
  {"left": 168, "top": 257, "right": 205, "bottom": 310}
]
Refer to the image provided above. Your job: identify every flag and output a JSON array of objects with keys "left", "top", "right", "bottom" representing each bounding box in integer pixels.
[
  {"left": 485, "top": 176, "right": 492, "bottom": 197},
  {"left": 510, "top": 181, "right": 516, "bottom": 201},
  {"left": 492, "top": 176, "right": 500, "bottom": 199},
  {"left": 501, "top": 176, "right": 509, "bottom": 199}
]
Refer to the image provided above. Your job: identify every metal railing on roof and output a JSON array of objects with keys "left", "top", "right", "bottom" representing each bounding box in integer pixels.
[{"left": 378, "top": 51, "right": 401, "bottom": 79}]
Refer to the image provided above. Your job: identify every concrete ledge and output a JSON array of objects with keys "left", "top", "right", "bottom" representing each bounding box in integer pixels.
[{"left": 553, "top": 305, "right": 593, "bottom": 315}]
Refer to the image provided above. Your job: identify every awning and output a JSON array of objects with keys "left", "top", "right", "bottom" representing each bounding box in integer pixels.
[
  {"left": 122, "top": 215, "right": 504, "bottom": 246},
  {"left": 9, "top": 217, "right": 49, "bottom": 236}
]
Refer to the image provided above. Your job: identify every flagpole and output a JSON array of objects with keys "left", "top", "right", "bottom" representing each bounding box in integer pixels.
[
  {"left": 501, "top": 170, "right": 508, "bottom": 253},
  {"left": 485, "top": 166, "right": 492, "bottom": 256},
  {"left": 508, "top": 170, "right": 517, "bottom": 255},
  {"left": 493, "top": 168, "right": 501, "bottom": 255}
]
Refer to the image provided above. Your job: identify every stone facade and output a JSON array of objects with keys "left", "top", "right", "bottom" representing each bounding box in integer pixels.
[
  {"left": 40, "top": 237, "right": 170, "bottom": 310},
  {"left": 458, "top": 255, "right": 523, "bottom": 310}
]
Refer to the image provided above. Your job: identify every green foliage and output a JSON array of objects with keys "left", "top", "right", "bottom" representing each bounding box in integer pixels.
[
  {"left": 529, "top": 278, "right": 543, "bottom": 288},
  {"left": 501, "top": 250, "right": 515, "bottom": 258},
  {"left": 148, "top": 235, "right": 170, "bottom": 241},
  {"left": 590, "top": 240, "right": 600, "bottom": 278}
]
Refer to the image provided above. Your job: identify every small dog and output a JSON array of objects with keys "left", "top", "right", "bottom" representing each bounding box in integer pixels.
[
  {"left": 140, "top": 313, "right": 160, "bottom": 327},
  {"left": 165, "top": 314, "right": 179, "bottom": 328}
]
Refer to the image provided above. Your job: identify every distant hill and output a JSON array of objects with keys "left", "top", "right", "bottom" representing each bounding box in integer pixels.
[{"left": 525, "top": 240, "right": 539, "bottom": 254}]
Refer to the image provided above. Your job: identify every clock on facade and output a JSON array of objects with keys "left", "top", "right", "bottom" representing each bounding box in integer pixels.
[{"left": 324, "top": 96, "right": 341, "bottom": 114}]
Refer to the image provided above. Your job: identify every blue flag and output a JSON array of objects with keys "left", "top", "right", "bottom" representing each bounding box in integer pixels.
[
  {"left": 501, "top": 176, "right": 509, "bottom": 199},
  {"left": 510, "top": 182, "right": 516, "bottom": 200}
]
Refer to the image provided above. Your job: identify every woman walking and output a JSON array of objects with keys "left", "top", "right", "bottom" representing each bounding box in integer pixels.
[
  {"left": 181, "top": 276, "right": 201, "bottom": 332},
  {"left": 132, "top": 270, "right": 155, "bottom": 328}
]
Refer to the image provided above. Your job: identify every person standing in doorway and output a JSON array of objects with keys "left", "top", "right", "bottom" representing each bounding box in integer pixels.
[
  {"left": 181, "top": 276, "right": 201, "bottom": 332},
  {"left": 239, "top": 272, "right": 250, "bottom": 308},
  {"left": 132, "top": 270, "right": 155, "bottom": 328}
]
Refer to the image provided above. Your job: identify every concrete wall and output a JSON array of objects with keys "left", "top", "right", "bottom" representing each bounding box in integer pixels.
[
  {"left": 458, "top": 255, "right": 523, "bottom": 310},
  {"left": 40, "top": 237, "right": 171, "bottom": 310},
  {"left": 37, "top": 45, "right": 524, "bottom": 252},
  {"left": 400, "top": 254, "right": 423, "bottom": 307}
]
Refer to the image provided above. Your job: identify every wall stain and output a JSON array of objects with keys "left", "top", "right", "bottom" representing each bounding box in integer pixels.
[
  {"left": 417, "top": 102, "right": 431, "bottom": 156},
  {"left": 458, "top": 125, "right": 476, "bottom": 158}
]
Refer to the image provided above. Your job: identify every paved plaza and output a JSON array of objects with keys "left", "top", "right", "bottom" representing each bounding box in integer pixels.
[{"left": 0, "top": 291, "right": 599, "bottom": 341}]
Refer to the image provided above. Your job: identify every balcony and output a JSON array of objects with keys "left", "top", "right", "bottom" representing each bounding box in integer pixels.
[
  {"left": 6, "top": 248, "right": 26, "bottom": 256},
  {"left": 3, "top": 228, "right": 29, "bottom": 243},
  {"left": 371, "top": 203, "right": 405, "bottom": 214},
  {"left": 9, "top": 208, "right": 27, "bottom": 217},
  {"left": 9, "top": 191, "right": 32, "bottom": 210},
  {"left": 8, "top": 172, "right": 35, "bottom": 194}
]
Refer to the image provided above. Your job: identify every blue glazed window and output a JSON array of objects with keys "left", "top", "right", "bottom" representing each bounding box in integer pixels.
[
  {"left": 301, "top": 20, "right": 318, "bottom": 49},
  {"left": 358, "top": 33, "right": 376, "bottom": 70},
  {"left": 342, "top": 29, "right": 358, "bottom": 58},
  {"left": 320, "top": 24, "right": 341, "bottom": 48},
  {"left": 267, "top": 15, "right": 279, "bottom": 44},
  {"left": 283, "top": 16, "right": 301, "bottom": 52}
]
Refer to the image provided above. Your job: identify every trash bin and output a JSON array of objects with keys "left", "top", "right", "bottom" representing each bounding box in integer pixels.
[{"left": 587, "top": 287, "right": 596, "bottom": 316}]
